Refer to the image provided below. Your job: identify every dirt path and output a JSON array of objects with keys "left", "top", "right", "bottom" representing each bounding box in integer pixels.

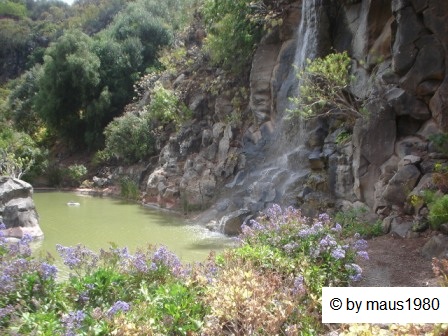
[{"left": 355, "top": 234, "right": 439, "bottom": 287}]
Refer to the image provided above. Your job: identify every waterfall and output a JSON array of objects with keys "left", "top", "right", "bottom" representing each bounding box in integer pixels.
[{"left": 204, "top": 0, "right": 331, "bottom": 233}]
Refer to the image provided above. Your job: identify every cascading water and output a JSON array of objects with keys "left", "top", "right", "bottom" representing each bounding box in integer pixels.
[{"left": 201, "top": 0, "right": 333, "bottom": 233}]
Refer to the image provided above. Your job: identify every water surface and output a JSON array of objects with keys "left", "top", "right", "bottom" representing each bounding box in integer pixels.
[{"left": 32, "top": 192, "right": 233, "bottom": 264}]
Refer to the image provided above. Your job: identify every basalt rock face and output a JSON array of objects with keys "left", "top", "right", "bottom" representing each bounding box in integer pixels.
[
  {"left": 140, "top": 0, "right": 448, "bottom": 234},
  {"left": 340, "top": 0, "right": 447, "bottom": 220},
  {"left": 0, "top": 177, "right": 43, "bottom": 239}
]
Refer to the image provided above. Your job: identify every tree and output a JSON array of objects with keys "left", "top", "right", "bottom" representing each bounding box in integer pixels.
[
  {"left": 289, "top": 51, "right": 366, "bottom": 123},
  {"left": 108, "top": 1, "right": 172, "bottom": 69},
  {"left": 7, "top": 65, "right": 43, "bottom": 136},
  {"left": 202, "top": 0, "right": 263, "bottom": 73},
  {"left": 35, "top": 29, "right": 101, "bottom": 147}
]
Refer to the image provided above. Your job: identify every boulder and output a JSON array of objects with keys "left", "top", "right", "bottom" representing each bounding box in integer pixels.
[
  {"left": 385, "top": 88, "right": 431, "bottom": 120},
  {"left": 421, "top": 234, "right": 448, "bottom": 259},
  {"left": 400, "top": 35, "right": 445, "bottom": 93},
  {"left": 0, "top": 177, "right": 43, "bottom": 239},
  {"left": 219, "top": 209, "right": 251, "bottom": 235},
  {"left": 382, "top": 164, "right": 421, "bottom": 205}
]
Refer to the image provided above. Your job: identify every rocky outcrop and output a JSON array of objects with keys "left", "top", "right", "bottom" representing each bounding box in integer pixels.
[
  {"left": 0, "top": 177, "right": 43, "bottom": 239},
  {"left": 134, "top": 0, "right": 448, "bottom": 235}
]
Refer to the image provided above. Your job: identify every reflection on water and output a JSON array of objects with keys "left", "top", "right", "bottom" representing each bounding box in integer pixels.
[{"left": 33, "top": 192, "right": 235, "bottom": 266}]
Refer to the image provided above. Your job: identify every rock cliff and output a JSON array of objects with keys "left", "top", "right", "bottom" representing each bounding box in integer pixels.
[{"left": 126, "top": 0, "right": 448, "bottom": 235}]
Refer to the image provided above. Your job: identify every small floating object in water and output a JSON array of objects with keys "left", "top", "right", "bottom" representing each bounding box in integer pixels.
[{"left": 67, "top": 201, "right": 80, "bottom": 206}]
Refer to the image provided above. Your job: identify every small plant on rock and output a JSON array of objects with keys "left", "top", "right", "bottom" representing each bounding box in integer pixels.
[{"left": 290, "top": 51, "right": 367, "bottom": 124}]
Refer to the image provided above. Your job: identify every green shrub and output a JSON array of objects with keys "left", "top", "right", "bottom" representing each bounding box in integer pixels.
[
  {"left": 0, "top": 128, "right": 47, "bottom": 180},
  {"left": 0, "top": 1, "right": 27, "bottom": 19},
  {"left": 429, "top": 133, "right": 448, "bottom": 155},
  {"left": 202, "top": 0, "right": 263, "bottom": 73},
  {"left": 428, "top": 194, "right": 448, "bottom": 230},
  {"left": 335, "top": 206, "right": 383, "bottom": 238},
  {"left": 290, "top": 51, "right": 366, "bottom": 123},
  {"left": 66, "top": 164, "right": 88, "bottom": 187},
  {"left": 148, "top": 83, "right": 191, "bottom": 127},
  {"left": 102, "top": 112, "right": 156, "bottom": 164},
  {"left": 119, "top": 177, "right": 139, "bottom": 200}
]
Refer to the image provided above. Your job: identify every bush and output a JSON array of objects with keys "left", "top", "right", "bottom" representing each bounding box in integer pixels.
[
  {"left": 65, "top": 164, "right": 88, "bottom": 187},
  {"left": 119, "top": 177, "right": 139, "bottom": 200},
  {"left": 290, "top": 51, "right": 366, "bottom": 123},
  {"left": 102, "top": 111, "right": 156, "bottom": 164},
  {"left": 148, "top": 83, "right": 191, "bottom": 127},
  {"left": 0, "top": 128, "right": 47, "bottom": 180},
  {"left": 335, "top": 206, "right": 383, "bottom": 238},
  {"left": 3, "top": 205, "right": 446, "bottom": 335},
  {"left": 202, "top": 0, "right": 263, "bottom": 73},
  {"left": 428, "top": 194, "right": 448, "bottom": 230}
]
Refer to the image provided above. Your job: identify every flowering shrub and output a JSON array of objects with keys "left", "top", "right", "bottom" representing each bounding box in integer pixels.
[{"left": 1, "top": 206, "right": 443, "bottom": 335}]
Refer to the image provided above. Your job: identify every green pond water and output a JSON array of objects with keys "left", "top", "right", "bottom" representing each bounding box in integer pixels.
[{"left": 32, "top": 192, "right": 233, "bottom": 269}]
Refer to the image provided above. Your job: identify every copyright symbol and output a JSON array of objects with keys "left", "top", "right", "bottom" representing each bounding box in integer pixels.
[{"left": 330, "top": 298, "right": 342, "bottom": 310}]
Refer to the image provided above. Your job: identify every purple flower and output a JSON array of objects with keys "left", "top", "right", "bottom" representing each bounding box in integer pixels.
[
  {"left": 0, "top": 305, "right": 14, "bottom": 319},
  {"left": 292, "top": 275, "right": 305, "bottom": 295},
  {"left": 318, "top": 213, "right": 330, "bottom": 222},
  {"left": 249, "top": 219, "right": 264, "bottom": 231},
  {"left": 331, "top": 247, "right": 346, "bottom": 260},
  {"left": 56, "top": 244, "right": 98, "bottom": 271},
  {"left": 345, "top": 263, "right": 363, "bottom": 281},
  {"left": 132, "top": 252, "right": 148, "bottom": 273},
  {"left": 319, "top": 235, "right": 337, "bottom": 247},
  {"left": 331, "top": 223, "right": 342, "bottom": 232},
  {"left": 357, "top": 250, "right": 369, "bottom": 260},
  {"left": 152, "top": 246, "right": 183, "bottom": 276},
  {"left": 40, "top": 262, "right": 58, "bottom": 280},
  {"left": 107, "top": 301, "right": 130, "bottom": 317},
  {"left": 61, "top": 310, "right": 86, "bottom": 336},
  {"left": 283, "top": 242, "right": 299, "bottom": 254},
  {"left": 353, "top": 238, "right": 368, "bottom": 251},
  {"left": 298, "top": 228, "right": 312, "bottom": 238}
]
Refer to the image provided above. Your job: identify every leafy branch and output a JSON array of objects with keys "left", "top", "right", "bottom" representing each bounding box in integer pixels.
[{"left": 290, "top": 51, "right": 366, "bottom": 123}]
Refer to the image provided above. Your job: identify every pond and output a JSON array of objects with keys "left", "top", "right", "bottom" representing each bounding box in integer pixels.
[{"left": 32, "top": 192, "right": 234, "bottom": 268}]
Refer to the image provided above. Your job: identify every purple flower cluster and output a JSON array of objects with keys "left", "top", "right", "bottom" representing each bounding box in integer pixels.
[
  {"left": 132, "top": 251, "right": 149, "bottom": 273},
  {"left": 331, "top": 247, "right": 346, "bottom": 260},
  {"left": 107, "top": 300, "right": 130, "bottom": 317},
  {"left": 283, "top": 242, "right": 299, "bottom": 254},
  {"left": 0, "top": 258, "right": 30, "bottom": 294},
  {"left": 40, "top": 262, "right": 58, "bottom": 280},
  {"left": 152, "top": 245, "right": 183, "bottom": 276},
  {"left": 0, "top": 305, "right": 14, "bottom": 320},
  {"left": 292, "top": 275, "right": 305, "bottom": 295},
  {"left": 56, "top": 244, "right": 98, "bottom": 271},
  {"left": 61, "top": 310, "right": 86, "bottom": 336},
  {"left": 345, "top": 263, "right": 363, "bottom": 281}
]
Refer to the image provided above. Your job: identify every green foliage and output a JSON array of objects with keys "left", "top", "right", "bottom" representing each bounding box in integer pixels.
[
  {"left": 428, "top": 194, "right": 448, "bottom": 230},
  {"left": 335, "top": 206, "right": 383, "bottom": 238},
  {"left": 429, "top": 133, "right": 448, "bottom": 155},
  {"left": 102, "top": 111, "right": 156, "bottom": 164},
  {"left": 108, "top": 1, "right": 172, "bottom": 68},
  {"left": 0, "top": 128, "right": 47, "bottom": 180},
  {"left": 7, "top": 65, "right": 43, "bottom": 136},
  {"left": 0, "top": 0, "right": 27, "bottom": 19},
  {"left": 35, "top": 29, "right": 101, "bottom": 147},
  {"left": 148, "top": 84, "right": 191, "bottom": 127},
  {"left": 290, "top": 51, "right": 365, "bottom": 123},
  {"left": 208, "top": 206, "right": 370, "bottom": 334},
  {"left": 202, "top": 0, "right": 263, "bottom": 73},
  {"left": 1, "top": 206, "right": 447, "bottom": 335},
  {"left": 119, "top": 177, "right": 139, "bottom": 200},
  {"left": 66, "top": 164, "right": 88, "bottom": 187}
]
